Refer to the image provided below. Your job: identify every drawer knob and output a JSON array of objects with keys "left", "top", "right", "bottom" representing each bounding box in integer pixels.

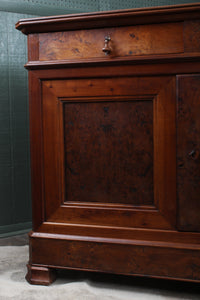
[{"left": 102, "top": 36, "right": 111, "bottom": 55}]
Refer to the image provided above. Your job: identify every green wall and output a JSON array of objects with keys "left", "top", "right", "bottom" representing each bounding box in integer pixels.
[
  {"left": 0, "top": 11, "right": 35, "bottom": 237},
  {"left": 0, "top": 0, "right": 199, "bottom": 237},
  {"left": 0, "top": 1, "right": 96, "bottom": 238}
]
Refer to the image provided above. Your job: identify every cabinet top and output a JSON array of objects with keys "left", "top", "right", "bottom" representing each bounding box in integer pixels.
[{"left": 16, "top": 3, "right": 200, "bottom": 35}]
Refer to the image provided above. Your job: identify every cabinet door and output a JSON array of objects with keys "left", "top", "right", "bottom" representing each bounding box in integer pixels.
[
  {"left": 41, "top": 76, "right": 176, "bottom": 231},
  {"left": 177, "top": 75, "right": 200, "bottom": 232}
]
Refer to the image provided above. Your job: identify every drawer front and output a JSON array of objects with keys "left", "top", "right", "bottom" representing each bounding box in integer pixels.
[{"left": 39, "top": 22, "right": 183, "bottom": 61}]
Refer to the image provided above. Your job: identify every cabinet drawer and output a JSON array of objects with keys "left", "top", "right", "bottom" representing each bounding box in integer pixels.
[{"left": 39, "top": 22, "right": 183, "bottom": 61}]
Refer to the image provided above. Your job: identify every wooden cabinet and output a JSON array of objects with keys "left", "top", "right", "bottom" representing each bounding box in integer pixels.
[{"left": 16, "top": 4, "right": 200, "bottom": 285}]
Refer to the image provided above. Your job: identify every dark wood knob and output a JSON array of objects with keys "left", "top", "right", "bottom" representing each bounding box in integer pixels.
[{"left": 102, "top": 36, "right": 111, "bottom": 55}]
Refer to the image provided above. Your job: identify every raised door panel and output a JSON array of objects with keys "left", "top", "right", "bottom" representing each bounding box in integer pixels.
[
  {"left": 177, "top": 75, "right": 200, "bottom": 232},
  {"left": 41, "top": 76, "right": 176, "bottom": 230},
  {"left": 64, "top": 99, "right": 153, "bottom": 205}
]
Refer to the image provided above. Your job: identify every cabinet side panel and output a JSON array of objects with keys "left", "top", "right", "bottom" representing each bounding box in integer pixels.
[{"left": 177, "top": 75, "right": 200, "bottom": 232}]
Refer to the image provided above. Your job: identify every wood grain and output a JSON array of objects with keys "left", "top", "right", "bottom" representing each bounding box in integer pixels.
[
  {"left": 29, "top": 232, "right": 200, "bottom": 282},
  {"left": 15, "top": 3, "right": 200, "bottom": 35},
  {"left": 64, "top": 99, "right": 153, "bottom": 205},
  {"left": 39, "top": 23, "right": 183, "bottom": 61},
  {"left": 28, "top": 71, "right": 44, "bottom": 231},
  {"left": 177, "top": 75, "right": 200, "bottom": 232},
  {"left": 41, "top": 76, "right": 176, "bottom": 230},
  {"left": 184, "top": 20, "right": 200, "bottom": 53},
  {"left": 16, "top": 4, "right": 200, "bottom": 285},
  {"left": 28, "top": 34, "right": 39, "bottom": 61},
  {"left": 26, "top": 264, "right": 56, "bottom": 285}
]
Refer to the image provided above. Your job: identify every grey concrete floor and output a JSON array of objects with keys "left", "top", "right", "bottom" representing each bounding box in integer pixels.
[{"left": 0, "top": 233, "right": 28, "bottom": 246}]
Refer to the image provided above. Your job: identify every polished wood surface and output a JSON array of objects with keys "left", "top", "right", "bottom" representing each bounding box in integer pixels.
[
  {"left": 64, "top": 99, "right": 154, "bottom": 205},
  {"left": 29, "top": 231, "right": 200, "bottom": 283},
  {"left": 26, "top": 264, "right": 56, "bottom": 286},
  {"left": 184, "top": 20, "right": 200, "bottom": 52},
  {"left": 16, "top": 4, "right": 200, "bottom": 285},
  {"left": 39, "top": 23, "right": 183, "bottom": 61},
  {"left": 42, "top": 77, "right": 176, "bottom": 230},
  {"left": 177, "top": 75, "right": 200, "bottom": 232},
  {"left": 15, "top": 3, "right": 200, "bottom": 34}
]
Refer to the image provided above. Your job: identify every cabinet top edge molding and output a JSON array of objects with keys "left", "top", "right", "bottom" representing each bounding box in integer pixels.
[{"left": 16, "top": 3, "right": 200, "bottom": 35}]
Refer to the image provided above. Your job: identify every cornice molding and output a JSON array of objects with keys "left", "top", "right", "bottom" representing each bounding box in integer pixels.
[{"left": 16, "top": 3, "right": 200, "bottom": 34}]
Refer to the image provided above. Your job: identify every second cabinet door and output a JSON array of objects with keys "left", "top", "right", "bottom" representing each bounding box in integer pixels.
[{"left": 177, "top": 75, "right": 200, "bottom": 232}]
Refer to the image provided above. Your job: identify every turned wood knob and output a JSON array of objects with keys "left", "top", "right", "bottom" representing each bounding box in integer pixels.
[{"left": 102, "top": 36, "right": 111, "bottom": 55}]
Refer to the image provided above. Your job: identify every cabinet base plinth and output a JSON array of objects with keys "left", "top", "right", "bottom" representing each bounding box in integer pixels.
[{"left": 26, "top": 264, "right": 57, "bottom": 285}]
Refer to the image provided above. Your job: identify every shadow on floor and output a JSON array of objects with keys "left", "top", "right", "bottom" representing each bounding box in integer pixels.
[{"left": 56, "top": 268, "right": 200, "bottom": 299}]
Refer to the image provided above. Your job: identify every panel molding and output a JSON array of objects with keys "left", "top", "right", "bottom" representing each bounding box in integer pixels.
[
  {"left": 16, "top": 3, "right": 200, "bottom": 35},
  {"left": 60, "top": 95, "right": 154, "bottom": 207},
  {"left": 24, "top": 53, "right": 200, "bottom": 70}
]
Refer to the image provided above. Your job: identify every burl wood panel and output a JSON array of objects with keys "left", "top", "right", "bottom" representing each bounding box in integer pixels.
[
  {"left": 64, "top": 100, "right": 153, "bottom": 205},
  {"left": 39, "top": 22, "right": 183, "bottom": 61},
  {"left": 177, "top": 75, "right": 200, "bottom": 232}
]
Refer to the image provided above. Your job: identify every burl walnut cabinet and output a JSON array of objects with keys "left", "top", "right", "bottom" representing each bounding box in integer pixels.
[{"left": 16, "top": 4, "right": 200, "bottom": 285}]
